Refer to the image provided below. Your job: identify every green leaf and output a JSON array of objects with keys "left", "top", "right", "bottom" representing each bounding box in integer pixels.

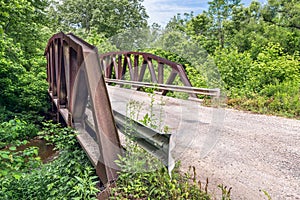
[
  {"left": 9, "top": 146, "right": 17, "bottom": 151},
  {"left": 13, "top": 173, "right": 21, "bottom": 180},
  {"left": 1, "top": 152, "right": 9, "bottom": 159}
]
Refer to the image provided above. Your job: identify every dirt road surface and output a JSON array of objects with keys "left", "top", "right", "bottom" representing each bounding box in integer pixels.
[{"left": 108, "top": 86, "right": 300, "bottom": 200}]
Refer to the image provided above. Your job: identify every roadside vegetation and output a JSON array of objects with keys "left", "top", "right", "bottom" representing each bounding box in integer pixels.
[
  {"left": 0, "top": 0, "right": 299, "bottom": 199},
  {"left": 111, "top": 143, "right": 213, "bottom": 200}
]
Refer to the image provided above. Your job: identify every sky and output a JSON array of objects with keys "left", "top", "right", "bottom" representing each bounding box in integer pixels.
[{"left": 142, "top": 0, "right": 267, "bottom": 26}]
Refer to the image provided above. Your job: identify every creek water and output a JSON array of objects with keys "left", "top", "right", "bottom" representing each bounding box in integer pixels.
[{"left": 16, "top": 139, "right": 58, "bottom": 163}]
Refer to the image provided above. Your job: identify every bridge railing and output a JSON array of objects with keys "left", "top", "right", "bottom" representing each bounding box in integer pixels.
[{"left": 99, "top": 51, "right": 197, "bottom": 98}]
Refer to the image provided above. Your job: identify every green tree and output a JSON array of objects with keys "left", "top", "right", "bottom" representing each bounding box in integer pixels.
[
  {"left": 0, "top": 34, "right": 48, "bottom": 120},
  {"left": 185, "top": 12, "right": 217, "bottom": 53},
  {"left": 262, "top": 0, "right": 300, "bottom": 30},
  {"left": 260, "top": 0, "right": 300, "bottom": 54},
  {"left": 225, "top": 1, "right": 265, "bottom": 53},
  {"left": 208, "top": 0, "right": 242, "bottom": 48},
  {"left": 0, "top": 0, "right": 50, "bottom": 59},
  {"left": 50, "top": 0, "right": 148, "bottom": 37},
  {"left": 165, "top": 12, "right": 194, "bottom": 32},
  {"left": 0, "top": 0, "right": 50, "bottom": 121}
]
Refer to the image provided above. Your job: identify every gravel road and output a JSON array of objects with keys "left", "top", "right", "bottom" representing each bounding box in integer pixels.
[
  {"left": 108, "top": 86, "right": 300, "bottom": 200},
  {"left": 177, "top": 108, "right": 300, "bottom": 200}
]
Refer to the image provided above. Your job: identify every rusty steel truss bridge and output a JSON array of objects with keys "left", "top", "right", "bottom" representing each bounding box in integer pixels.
[{"left": 45, "top": 32, "right": 220, "bottom": 198}]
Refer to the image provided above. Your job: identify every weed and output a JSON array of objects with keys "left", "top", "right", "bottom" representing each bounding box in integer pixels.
[
  {"left": 218, "top": 184, "right": 232, "bottom": 200},
  {"left": 262, "top": 190, "right": 272, "bottom": 200},
  {"left": 111, "top": 143, "right": 211, "bottom": 199}
]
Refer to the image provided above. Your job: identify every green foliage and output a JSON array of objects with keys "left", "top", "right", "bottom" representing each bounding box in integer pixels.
[
  {"left": 213, "top": 42, "right": 300, "bottom": 118},
  {"left": 208, "top": 0, "right": 242, "bottom": 48},
  {"left": 49, "top": 0, "right": 148, "bottom": 37},
  {"left": 0, "top": 121, "right": 99, "bottom": 200},
  {"left": 141, "top": 93, "right": 158, "bottom": 129},
  {"left": 0, "top": 36, "right": 26, "bottom": 111},
  {"left": 0, "top": 118, "right": 38, "bottom": 149},
  {"left": 111, "top": 144, "right": 211, "bottom": 199},
  {"left": 214, "top": 48, "right": 253, "bottom": 94},
  {"left": 0, "top": 145, "right": 41, "bottom": 177},
  {"left": 38, "top": 121, "right": 78, "bottom": 150},
  {"left": 0, "top": 0, "right": 50, "bottom": 59},
  {"left": 0, "top": 150, "right": 99, "bottom": 200},
  {"left": 126, "top": 94, "right": 170, "bottom": 133},
  {"left": 165, "top": 12, "right": 194, "bottom": 32},
  {"left": 0, "top": 118, "right": 41, "bottom": 178},
  {"left": 262, "top": 0, "right": 300, "bottom": 31},
  {"left": 251, "top": 43, "right": 299, "bottom": 90},
  {"left": 242, "top": 80, "right": 300, "bottom": 118},
  {"left": 0, "top": 0, "right": 50, "bottom": 121},
  {"left": 85, "top": 29, "right": 118, "bottom": 54},
  {"left": 0, "top": 33, "right": 48, "bottom": 122}
]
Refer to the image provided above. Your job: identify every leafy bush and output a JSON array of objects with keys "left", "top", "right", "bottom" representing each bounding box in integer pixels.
[
  {"left": 38, "top": 121, "right": 79, "bottom": 150},
  {"left": 215, "top": 43, "right": 300, "bottom": 118},
  {"left": 214, "top": 48, "right": 254, "bottom": 95},
  {"left": 227, "top": 86, "right": 300, "bottom": 119},
  {"left": 0, "top": 118, "right": 38, "bottom": 149},
  {"left": 250, "top": 43, "right": 299, "bottom": 91},
  {"left": 0, "top": 150, "right": 99, "bottom": 200},
  {"left": 259, "top": 81, "right": 299, "bottom": 117},
  {"left": 0, "top": 145, "right": 40, "bottom": 178}
]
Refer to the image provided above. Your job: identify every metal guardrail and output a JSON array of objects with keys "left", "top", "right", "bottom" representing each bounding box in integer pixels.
[
  {"left": 105, "top": 78, "right": 220, "bottom": 97},
  {"left": 113, "top": 110, "right": 170, "bottom": 165}
]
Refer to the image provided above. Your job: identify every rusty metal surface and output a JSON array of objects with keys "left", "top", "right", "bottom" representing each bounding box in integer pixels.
[
  {"left": 45, "top": 32, "right": 122, "bottom": 185},
  {"left": 99, "top": 51, "right": 197, "bottom": 98}
]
